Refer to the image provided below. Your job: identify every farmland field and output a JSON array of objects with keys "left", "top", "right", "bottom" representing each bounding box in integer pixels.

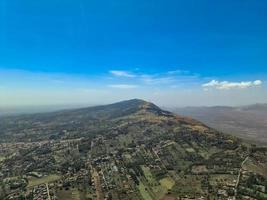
[
  {"left": 28, "top": 174, "right": 61, "bottom": 187},
  {"left": 138, "top": 181, "right": 153, "bottom": 200},
  {"left": 159, "top": 177, "right": 175, "bottom": 190}
]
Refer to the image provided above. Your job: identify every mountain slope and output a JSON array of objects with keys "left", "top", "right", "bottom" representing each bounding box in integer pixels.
[{"left": 0, "top": 99, "right": 232, "bottom": 145}]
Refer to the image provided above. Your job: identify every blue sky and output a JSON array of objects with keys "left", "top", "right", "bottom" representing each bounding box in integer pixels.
[{"left": 0, "top": 0, "right": 267, "bottom": 106}]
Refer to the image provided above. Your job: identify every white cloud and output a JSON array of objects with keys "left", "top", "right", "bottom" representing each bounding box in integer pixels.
[
  {"left": 202, "top": 80, "right": 262, "bottom": 90},
  {"left": 108, "top": 69, "right": 200, "bottom": 87},
  {"left": 254, "top": 80, "right": 262, "bottom": 86},
  {"left": 108, "top": 84, "right": 138, "bottom": 89},
  {"left": 109, "top": 70, "right": 136, "bottom": 78},
  {"left": 167, "top": 70, "right": 190, "bottom": 75},
  {"left": 141, "top": 75, "right": 176, "bottom": 85}
]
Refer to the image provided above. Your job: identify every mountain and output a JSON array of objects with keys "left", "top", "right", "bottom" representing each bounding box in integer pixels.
[
  {"left": 0, "top": 99, "right": 212, "bottom": 142},
  {"left": 171, "top": 104, "right": 267, "bottom": 145},
  {"left": 1, "top": 99, "right": 267, "bottom": 199}
]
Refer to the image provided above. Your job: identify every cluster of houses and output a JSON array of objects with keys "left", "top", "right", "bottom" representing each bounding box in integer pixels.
[{"left": 32, "top": 184, "right": 51, "bottom": 200}]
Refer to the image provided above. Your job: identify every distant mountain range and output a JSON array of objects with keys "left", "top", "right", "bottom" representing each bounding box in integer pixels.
[{"left": 170, "top": 104, "right": 267, "bottom": 145}]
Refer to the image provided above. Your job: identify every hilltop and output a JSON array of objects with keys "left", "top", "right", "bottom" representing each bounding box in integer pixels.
[{"left": 0, "top": 99, "right": 208, "bottom": 142}]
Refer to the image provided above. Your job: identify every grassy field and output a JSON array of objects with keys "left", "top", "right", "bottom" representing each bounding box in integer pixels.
[
  {"left": 0, "top": 156, "right": 5, "bottom": 162},
  {"left": 138, "top": 181, "right": 153, "bottom": 200},
  {"left": 142, "top": 166, "right": 155, "bottom": 184},
  {"left": 57, "top": 188, "right": 81, "bottom": 200},
  {"left": 159, "top": 177, "right": 175, "bottom": 190},
  {"left": 185, "top": 147, "right": 195, "bottom": 153},
  {"left": 27, "top": 174, "right": 61, "bottom": 187},
  {"left": 171, "top": 175, "right": 203, "bottom": 196},
  {"left": 141, "top": 166, "right": 168, "bottom": 199}
]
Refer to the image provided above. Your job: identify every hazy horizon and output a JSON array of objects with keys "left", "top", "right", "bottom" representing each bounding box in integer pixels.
[{"left": 1, "top": 98, "right": 267, "bottom": 117}]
